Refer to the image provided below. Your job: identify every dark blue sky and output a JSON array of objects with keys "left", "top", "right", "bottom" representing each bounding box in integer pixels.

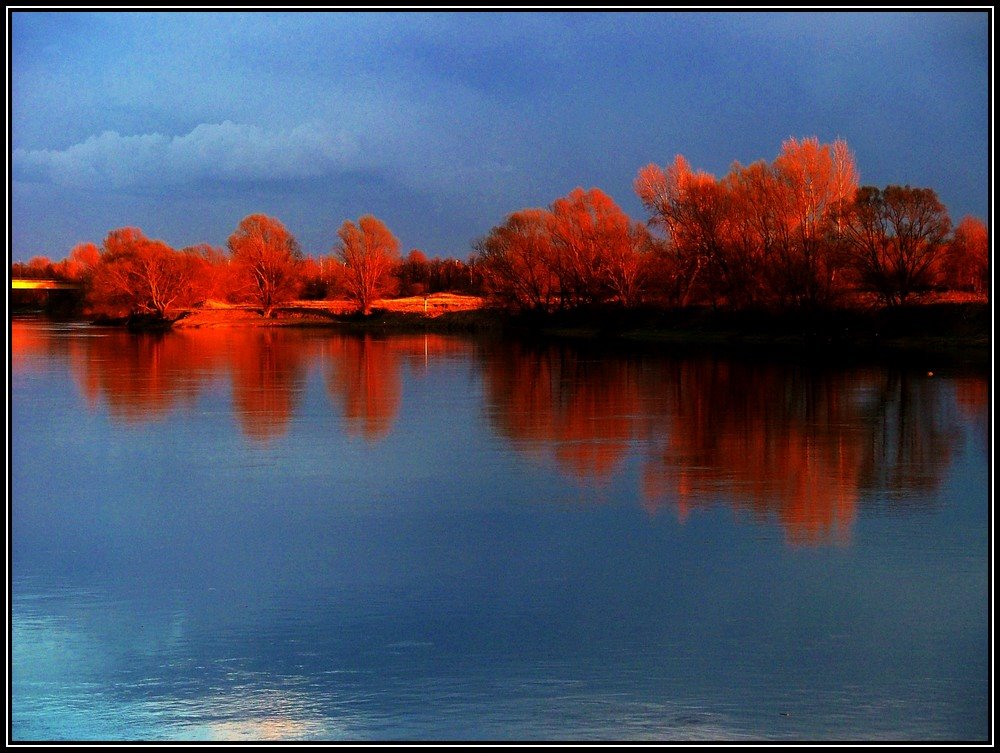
[{"left": 9, "top": 10, "right": 991, "bottom": 261}]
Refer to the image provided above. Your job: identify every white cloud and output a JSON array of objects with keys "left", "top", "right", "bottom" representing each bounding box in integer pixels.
[{"left": 12, "top": 120, "right": 361, "bottom": 189}]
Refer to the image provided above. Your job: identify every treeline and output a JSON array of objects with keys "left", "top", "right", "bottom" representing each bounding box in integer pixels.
[
  {"left": 12, "top": 137, "right": 988, "bottom": 320},
  {"left": 477, "top": 137, "right": 987, "bottom": 312},
  {"left": 13, "top": 215, "right": 484, "bottom": 319}
]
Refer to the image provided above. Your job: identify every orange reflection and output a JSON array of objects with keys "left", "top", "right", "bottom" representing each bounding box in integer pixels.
[
  {"left": 322, "top": 333, "right": 469, "bottom": 440},
  {"left": 61, "top": 324, "right": 409, "bottom": 444},
  {"left": 324, "top": 335, "right": 402, "bottom": 441},
  {"left": 388, "top": 333, "right": 475, "bottom": 372},
  {"left": 64, "top": 326, "right": 311, "bottom": 442},
  {"left": 482, "top": 342, "right": 654, "bottom": 482},
  {"left": 67, "top": 328, "right": 220, "bottom": 422},
  {"left": 954, "top": 377, "right": 988, "bottom": 418},
  {"left": 640, "top": 361, "right": 872, "bottom": 546},
  {"left": 186, "top": 687, "right": 331, "bottom": 740},
  {"left": 228, "top": 330, "right": 312, "bottom": 443},
  {"left": 37, "top": 317, "right": 970, "bottom": 545},
  {"left": 12, "top": 320, "right": 64, "bottom": 372},
  {"left": 640, "top": 362, "right": 962, "bottom": 545}
]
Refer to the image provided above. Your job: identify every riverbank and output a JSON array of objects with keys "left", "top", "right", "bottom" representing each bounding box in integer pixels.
[
  {"left": 60, "top": 293, "right": 990, "bottom": 369},
  {"left": 518, "top": 300, "right": 990, "bottom": 370},
  {"left": 169, "top": 294, "right": 494, "bottom": 334}
]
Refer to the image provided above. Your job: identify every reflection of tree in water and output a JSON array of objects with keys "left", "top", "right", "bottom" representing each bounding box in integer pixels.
[
  {"left": 854, "top": 371, "right": 962, "bottom": 508},
  {"left": 12, "top": 320, "right": 71, "bottom": 372},
  {"left": 484, "top": 339, "right": 972, "bottom": 545},
  {"left": 60, "top": 326, "right": 476, "bottom": 445},
  {"left": 324, "top": 335, "right": 402, "bottom": 442},
  {"left": 323, "top": 333, "right": 471, "bottom": 442},
  {"left": 391, "top": 333, "right": 476, "bottom": 374},
  {"left": 953, "top": 376, "right": 989, "bottom": 456},
  {"left": 481, "top": 341, "right": 660, "bottom": 483},
  {"left": 643, "top": 361, "right": 967, "bottom": 543},
  {"left": 228, "top": 330, "right": 311, "bottom": 444},
  {"left": 68, "top": 329, "right": 221, "bottom": 422},
  {"left": 65, "top": 326, "right": 312, "bottom": 443},
  {"left": 55, "top": 317, "right": 981, "bottom": 536},
  {"left": 62, "top": 325, "right": 416, "bottom": 444},
  {"left": 640, "top": 360, "right": 869, "bottom": 546}
]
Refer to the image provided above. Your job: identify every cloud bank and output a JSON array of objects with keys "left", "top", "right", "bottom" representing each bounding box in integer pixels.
[{"left": 13, "top": 121, "right": 361, "bottom": 189}]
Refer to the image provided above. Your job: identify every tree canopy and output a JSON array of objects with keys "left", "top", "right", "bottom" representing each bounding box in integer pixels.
[
  {"left": 227, "top": 213, "right": 303, "bottom": 317},
  {"left": 336, "top": 215, "right": 401, "bottom": 314}
]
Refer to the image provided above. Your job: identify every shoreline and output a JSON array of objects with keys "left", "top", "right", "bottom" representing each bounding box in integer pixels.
[
  {"left": 520, "top": 301, "right": 991, "bottom": 370},
  {"left": 15, "top": 298, "right": 990, "bottom": 370}
]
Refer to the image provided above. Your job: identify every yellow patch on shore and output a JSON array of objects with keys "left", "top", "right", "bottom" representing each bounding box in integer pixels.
[{"left": 174, "top": 294, "right": 485, "bottom": 327}]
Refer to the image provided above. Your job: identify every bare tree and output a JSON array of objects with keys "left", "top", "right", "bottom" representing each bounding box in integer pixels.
[
  {"left": 836, "top": 185, "right": 952, "bottom": 305},
  {"left": 475, "top": 208, "right": 559, "bottom": 312},
  {"left": 769, "top": 137, "right": 859, "bottom": 307},
  {"left": 227, "top": 214, "right": 303, "bottom": 317},
  {"left": 88, "top": 227, "right": 202, "bottom": 319},
  {"left": 635, "top": 156, "right": 732, "bottom": 306},
  {"left": 940, "top": 216, "right": 988, "bottom": 293},
  {"left": 336, "top": 215, "right": 401, "bottom": 314}
]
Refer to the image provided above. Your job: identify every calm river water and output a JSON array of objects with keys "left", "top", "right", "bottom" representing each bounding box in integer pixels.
[{"left": 10, "top": 318, "right": 990, "bottom": 742}]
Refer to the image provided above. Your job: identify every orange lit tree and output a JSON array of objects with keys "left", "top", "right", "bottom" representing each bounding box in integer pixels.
[
  {"left": 396, "top": 249, "right": 430, "bottom": 296},
  {"left": 335, "top": 215, "right": 401, "bottom": 314},
  {"left": 635, "top": 155, "right": 744, "bottom": 307},
  {"left": 477, "top": 188, "right": 650, "bottom": 312},
  {"left": 635, "top": 138, "right": 859, "bottom": 310},
  {"left": 475, "top": 208, "right": 559, "bottom": 312},
  {"left": 57, "top": 242, "right": 101, "bottom": 282},
  {"left": 549, "top": 187, "right": 651, "bottom": 308},
  {"left": 227, "top": 214, "right": 303, "bottom": 317},
  {"left": 940, "top": 215, "right": 988, "bottom": 294},
  {"left": 88, "top": 227, "right": 203, "bottom": 319},
  {"left": 768, "top": 137, "right": 859, "bottom": 307}
]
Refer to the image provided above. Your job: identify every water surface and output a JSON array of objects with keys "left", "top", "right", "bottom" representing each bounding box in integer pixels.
[{"left": 10, "top": 319, "right": 990, "bottom": 741}]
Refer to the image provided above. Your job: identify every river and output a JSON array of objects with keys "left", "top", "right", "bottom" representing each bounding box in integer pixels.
[{"left": 10, "top": 318, "right": 990, "bottom": 741}]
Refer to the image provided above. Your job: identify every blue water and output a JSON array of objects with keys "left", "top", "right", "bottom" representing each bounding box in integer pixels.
[{"left": 10, "top": 320, "right": 990, "bottom": 741}]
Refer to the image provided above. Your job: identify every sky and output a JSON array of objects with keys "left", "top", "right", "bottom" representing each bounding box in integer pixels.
[{"left": 8, "top": 10, "right": 992, "bottom": 262}]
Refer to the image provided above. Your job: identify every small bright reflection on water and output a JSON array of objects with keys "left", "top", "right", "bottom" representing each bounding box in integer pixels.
[
  {"left": 11, "top": 320, "right": 989, "bottom": 742},
  {"left": 163, "top": 687, "right": 333, "bottom": 741}
]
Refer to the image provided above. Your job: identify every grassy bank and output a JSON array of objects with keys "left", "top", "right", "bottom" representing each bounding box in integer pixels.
[{"left": 170, "top": 294, "right": 497, "bottom": 334}]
